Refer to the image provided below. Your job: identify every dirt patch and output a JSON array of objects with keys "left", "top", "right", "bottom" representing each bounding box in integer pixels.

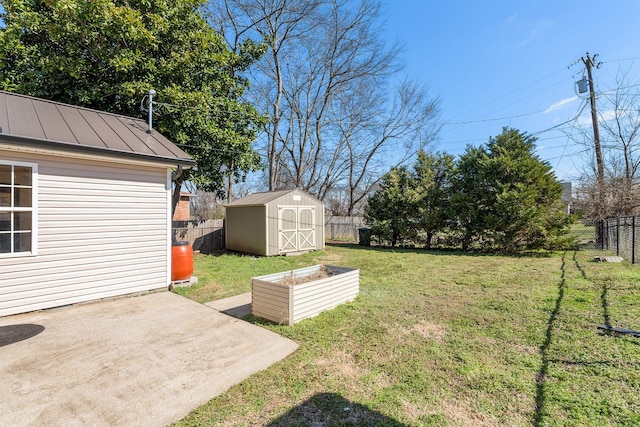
[
  {"left": 314, "top": 349, "right": 364, "bottom": 381},
  {"left": 439, "top": 400, "right": 503, "bottom": 427},
  {"left": 412, "top": 321, "right": 448, "bottom": 342},
  {"left": 387, "top": 320, "right": 448, "bottom": 342},
  {"left": 316, "top": 251, "right": 342, "bottom": 264},
  {"left": 313, "top": 349, "right": 393, "bottom": 401},
  {"left": 278, "top": 266, "right": 336, "bottom": 286}
]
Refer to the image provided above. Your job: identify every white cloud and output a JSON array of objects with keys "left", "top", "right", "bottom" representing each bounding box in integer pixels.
[
  {"left": 545, "top": 96, "right": 578, "bottom": 113},
  {"left": 577, "top": 109, "right": 622, "bottom": 127},
  {"left": 577, "top": 115, "right": 592, "bottom": 127},
  {"left": 504, "top": 14, "right": 518, "bottom": 25},
  {"left": 505, "top": 18, "right": 554, "bottom": 48}
]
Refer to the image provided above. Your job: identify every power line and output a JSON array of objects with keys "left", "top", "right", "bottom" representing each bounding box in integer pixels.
[
  {"left": 532, "top": 99, "right": 588, "bottom": 135},
  {"left": 442, "top": 66, "right": 570, "bottom": 122},
  {"left": 554, "top": 101, "right": 589, "bottom": 170},
  {"left": 601, "top": 57, "right": 640, "bottom": 64},
  {"left": 140, "top": 77, "right": 640, "bottom": 130}
]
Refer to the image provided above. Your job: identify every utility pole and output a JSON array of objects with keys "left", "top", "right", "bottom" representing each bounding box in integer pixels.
[{"left": 581, "top": 52, "right": 605, "bottom": 218}]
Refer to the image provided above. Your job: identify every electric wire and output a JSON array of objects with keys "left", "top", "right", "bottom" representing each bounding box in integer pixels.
[
  {"left": 601, "top": 57, "right": 640, "bottom": 64},
  {"left": 553, "top": 100, "right": 589, "bottom": 170},
  {"left": 138, "top": 78, "right": 640, "bottom": 129},
  {"left": 144, "top": 56, "right": 640, "bottom": 174}
]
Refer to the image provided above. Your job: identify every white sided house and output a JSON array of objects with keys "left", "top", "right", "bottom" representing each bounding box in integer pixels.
[
  {"left": 0, "top": 91, "right": 194, "bottom": 317},
  {"left": 225, "top": 189, "right": 325, "bottom": 256}
]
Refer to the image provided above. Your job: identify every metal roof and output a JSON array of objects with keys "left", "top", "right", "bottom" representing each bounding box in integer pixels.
[
  {"left": 0, "top": 90, "right": 194, "bottom": 166},
  {"left": 226, "top": 189, "right": 313, "bottom": 207}
]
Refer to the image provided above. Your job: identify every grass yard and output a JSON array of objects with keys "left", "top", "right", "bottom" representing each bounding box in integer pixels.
[{"left": 173, "top": 244, "right": 640, "bottom": 426}]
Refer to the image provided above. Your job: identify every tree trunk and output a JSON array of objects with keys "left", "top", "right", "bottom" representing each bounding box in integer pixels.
[
  {"left": 425, "top": 230, "right": 433, "bottom": 250},
  {"left": 171, "top": 172, "right": 185, "bottom": 243}
]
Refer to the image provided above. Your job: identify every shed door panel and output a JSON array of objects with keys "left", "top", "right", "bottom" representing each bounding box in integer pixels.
[
  {"left": 278, "top": 207, "right": 298, "bottom": 253},
  {"left": 278, "top": 206, "right": 316, "bottom": 253},
  {"left": 298, "top": 207, "right": 315, "bottom": 251}
]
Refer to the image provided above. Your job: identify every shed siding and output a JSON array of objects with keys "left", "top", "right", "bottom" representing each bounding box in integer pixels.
[
  {"left": 225, "top": 205, "right": 267, "bottom": 256},
  {"left": 0, "top": 150, "right": 170, "bottom": 317},
  {"left": 226, "top": 189, "right": 325, "bottom": 256}
]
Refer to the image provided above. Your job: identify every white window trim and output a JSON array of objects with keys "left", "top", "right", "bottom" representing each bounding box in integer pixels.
[{"left": 0, "top": 160, "right": 38, "bottom": 257}]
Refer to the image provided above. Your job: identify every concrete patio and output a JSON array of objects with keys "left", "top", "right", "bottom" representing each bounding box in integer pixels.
[{"left": 0, "top": 291, "right": 297, "bottom": 426}]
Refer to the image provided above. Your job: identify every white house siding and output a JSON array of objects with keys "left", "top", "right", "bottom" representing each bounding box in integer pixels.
[{"left": 0, "top": 149, "right": 170, "bottom": 317}]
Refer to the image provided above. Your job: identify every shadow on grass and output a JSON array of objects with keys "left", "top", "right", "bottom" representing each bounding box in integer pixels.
[
  {"left": 546, "top": 358, "right": 640, "bottom": 368},
  {"left": 572, "top": 250, "right": 588, "bottom": 280},
  {"left": 194, "top": 248, "right": 253, "bottom": 258},
  {"left": 197, "top": 242, "right": 557, "bottom": 260},
  {"left": 534, "top": 251, "right": 567, "bottom": 427},
  {"left": 326, "top": 242, "right": 555, "bottom": 259},
  {"left": 266, "top": 392, "right": 407, "bottom": 426},
  {"left": 533, "top": 250, "right": 637, "bottom": 426},
  {"left": 572, "top": 250, "right": 614, "bottom": 333}
]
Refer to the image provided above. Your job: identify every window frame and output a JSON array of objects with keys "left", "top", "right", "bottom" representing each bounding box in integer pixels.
[{"left": 0, "top": 160, "right": 38, "bottom": 257}]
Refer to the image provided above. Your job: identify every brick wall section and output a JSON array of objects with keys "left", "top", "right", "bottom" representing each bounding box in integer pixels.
[{"left": 172, "top": 196, "right": 191, "bottom": 221}]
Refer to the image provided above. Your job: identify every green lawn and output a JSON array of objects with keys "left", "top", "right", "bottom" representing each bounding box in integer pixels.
[{"left": 173, "top": 244, "right": 640, "bottom": 426}]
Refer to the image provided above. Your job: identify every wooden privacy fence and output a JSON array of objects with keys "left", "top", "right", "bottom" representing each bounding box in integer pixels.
[
  {"left": 325, "top": 216, "right": 365, "bottom": 241},
  {"left": 598, "top": 215, "right": 640, "bottom": 264},
  {"left": 172, "top": 219, "right": 224, "bottom": 253},
  {"left": 173, "top": 216, "right": 366, "bottom": 251}
]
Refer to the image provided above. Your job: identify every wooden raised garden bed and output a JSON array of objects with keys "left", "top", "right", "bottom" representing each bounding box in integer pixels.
[{"left": 251, "top": 264, "right": 359, "bottom": 325}]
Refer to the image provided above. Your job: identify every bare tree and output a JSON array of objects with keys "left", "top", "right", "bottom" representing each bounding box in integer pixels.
[
  {"left": 568, "top": 67, "right": 640, "bottom": 219},
  {"left": 207, "top": 0, "right": 322, "bottom": 192},
  {"left": 208, "top": 0, "right": 440, "bottom": 211},
  {"left": 597, "top": 68, "right": 640, "bottom": 215},
  {"left": 333, "top": 79, "right": 440, "bottom": 215}
]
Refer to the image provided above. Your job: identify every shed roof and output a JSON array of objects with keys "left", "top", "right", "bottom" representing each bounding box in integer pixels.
[
  {"left": 226, "top": 189, "right": 321, "bottom": 207},
  {"left": 0, "top": 90, "right": 194, "bottom": 166}
]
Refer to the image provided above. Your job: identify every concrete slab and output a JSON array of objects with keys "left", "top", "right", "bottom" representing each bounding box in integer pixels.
[
  {"left": 205, "top": 292, "right": 252, "bottom": 318},
  {"left": 0, "top": 292, "right": 298, "bottom": 427}
]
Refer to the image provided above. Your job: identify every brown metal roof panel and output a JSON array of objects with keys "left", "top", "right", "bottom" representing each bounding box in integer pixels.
[
  {"left": 148, "top": 132, "right": 192, "bottom": 159},
  {"left": 6, "top": 94, "right": 46, "bottom": 140},
  {"left": 151, "top": 133, "right": 191, "bottom": 159},
  {"left": 115, "top": 116, "right": 182, "bottom": 158},
  {"left": 146, "top": 131, "right": 192, "bottom": 159},
  {"left": 78, "top": 109, "right": 131, "bottom": 152},
  {"left": 100, "top": 113, "right": 154, "bottom": 155},
  {"left": 0, "top": 90, "right": 194, "bottom": 165},
  {"left": 57, "top": 104, "right": 108, "bottom": 148},
  {"left": 33, "top": 101, "right": 79, "bottom": 144}
]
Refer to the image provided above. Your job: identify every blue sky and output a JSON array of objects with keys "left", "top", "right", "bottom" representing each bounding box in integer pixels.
[{"left": 383, "top": 0, "right": 640, "bottom": 182}]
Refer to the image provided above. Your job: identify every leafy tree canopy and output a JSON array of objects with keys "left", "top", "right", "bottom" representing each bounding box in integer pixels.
[
  {"left": 413, "top": 150, "right": 455, "bottom": 249},
  {"left": 364, "top": 166, "right": 417, "bottom": 247},
  {"left": 452, "top": 127, "right": 571, "bottom": 252},
  {"left": 365, "top": 128, "right": 572, "bottom": 252},
  {"left": 0, "top": 0, "right": 267, "bottom": 206}
]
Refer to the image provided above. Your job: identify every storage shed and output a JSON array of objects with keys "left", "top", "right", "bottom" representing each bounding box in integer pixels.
[
  {"left": 225, "top": 189, "right": 325, "bottom": 256},
  {"left": 0, "top": 91, "right": 194, "bottom": 317}
]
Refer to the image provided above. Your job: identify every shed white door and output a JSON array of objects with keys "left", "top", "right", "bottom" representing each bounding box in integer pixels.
[{"left": 278, "top": 206, "right": 316, "bottom": 253}]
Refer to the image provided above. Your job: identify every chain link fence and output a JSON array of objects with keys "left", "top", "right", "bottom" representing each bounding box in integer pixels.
[{"left": 598, "top": 215, "right": 640, "bottom": 264}]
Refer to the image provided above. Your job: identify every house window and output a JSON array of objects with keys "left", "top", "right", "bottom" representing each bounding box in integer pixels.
[{"left": 0, "top": 161, "right": 37, "bottom": 256}]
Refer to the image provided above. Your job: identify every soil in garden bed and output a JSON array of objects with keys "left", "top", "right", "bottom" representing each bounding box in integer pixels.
[{"left": 278, "top": 266, "right": 336, "bottom": 286}]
